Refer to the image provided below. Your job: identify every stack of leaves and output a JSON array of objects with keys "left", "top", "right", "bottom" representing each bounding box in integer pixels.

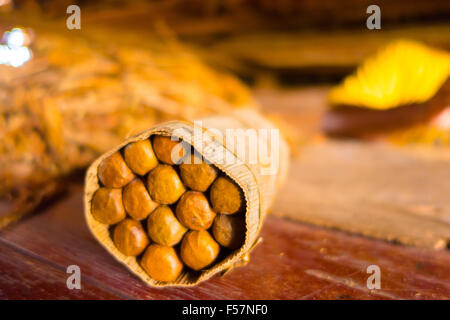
[
  {"left": 322, "top": 40, "right": 450, "bottom": 145},
  {"left": 0, "top": 25, "right": 255, "bottom": 228}
]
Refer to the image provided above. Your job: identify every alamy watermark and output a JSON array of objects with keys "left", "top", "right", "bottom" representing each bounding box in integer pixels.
[
  {"left": 66, "top": 265, "right": 81, "bottom": 290},
  {"left": 66, "top": 5, "right": 81, "bottom": 30},
  {"left": 66, "top": 4, "right": 380, "bottom": 31},
  {"left": 169, "top": 120, "right": 281, "bottom": 176},
  {"left": 366, "top": 265, "right": 381, "bottom": 289},
  {"left": 366, "top": 5, "right": 381, "bottom": 30}
]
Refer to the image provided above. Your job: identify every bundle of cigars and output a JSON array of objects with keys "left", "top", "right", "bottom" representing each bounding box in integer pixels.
[{"left": 85, "top": 108, "right": 289, "bottom": 286}]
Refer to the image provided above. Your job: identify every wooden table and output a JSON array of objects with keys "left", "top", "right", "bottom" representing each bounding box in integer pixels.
[
  {"left": 1, "top": 183, "right": 449, "bottom": 299},
  {"left": 1, "top": 6, "right": 450, "bottom": 300},
  {"left": 1, "top": 86, "right": 449, "bottom": 300}
]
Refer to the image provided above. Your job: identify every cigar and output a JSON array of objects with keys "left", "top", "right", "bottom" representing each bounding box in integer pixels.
[
  {"left": 180, "top": 230, "right": 220, "bottom": 271},
  {"left": 212, "top": 214, "right": 246, "bottom": 249},
  {"left": 323, "top": 40, "right": 450, "bottom": 143},
  {"left": 141, "top": 244, "right": 184, "bottom": 282},
  {"left": 179, "top": 154, "right": 218, "bottom": 192},
  {"left": 152, "top": 135, "right": 188, "bottom": 165},
  {"left": 85, "top": 109, "right": 289, "bottom": 286},
  {"left": 123, "top": 140, "right": 158, "bottom": 176},
  {"left": 98, "top": 152, "right": 135, "bottom": 188},
  {"left": 146, "top": 164, "right": 186, "bottom": 204},
  {"left": 147, "top": 205, "right": 187, "bottom": 246},
  {"left": 113, "top": 218, "right": 149, "bottom": 256},
  {"left": 122, "top": 179, "right": 158, "bottom": 220},
  {"left": 176, "top": 191, "right": 216, "bottom": 230},
  {"left": 210, "top": 176, "right": 244, "bottom": 215},
  {"left": 91, "top": 188, "right": 126, "bottom": 224}
]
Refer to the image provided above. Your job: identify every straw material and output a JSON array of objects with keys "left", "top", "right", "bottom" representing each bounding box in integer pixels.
[{"left": 84, "top": 108, "right": 289, "bottom": 286}]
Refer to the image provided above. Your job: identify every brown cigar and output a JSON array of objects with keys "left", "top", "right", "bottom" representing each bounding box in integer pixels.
[
  {"left": 179, "top": 154, "right": 218, "bottom": 192},
  {"left": 122, "top": 179, "right": 158, "bottom": 220},
  {"left": 123, "top": 140, "right": 158, "bottom": 175},
  {"left": 98, "top": 152, "right": 135, "bottom": 188},
  {"left": 212, "top": 214, "right": 246, "bottom": 249},
  {"left": 113, "top": 218, "right": 149, "bottom": 256},
  {"left": 176, "top": 191, "right": 216, "bottom": 230},
  {"left": 141, "top": 244, "right": 184, "bottom": 282},
  {"left": 147, "top": 205, "right": 187, "bottom": 246},
  {"left": 147, "top": 164, "right": 186, "bottom": 204},
  {"left": 152, "top": 136, "right": 188, "bottom": 165},
  {"left": 180, "top": 230, "right": 220, "bottom": 271},
  {"left": 91, "top": 187, "right": 126, "bottom": 224},
  {"left": 210, "top": 176, "right": 243, "bottom": 215}
]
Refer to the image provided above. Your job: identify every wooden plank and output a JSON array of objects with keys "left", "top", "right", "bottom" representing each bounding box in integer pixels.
[
  {"left": 0, "top": 185, "right": 449, "bottom": 299},
  {"left": 256, "top": 86, "right": 450, "bottom": 249},
  {"left": 272, "top": 141, "right": 450, "bottom": 249},
  {"left": 31, "top": 1, "right": 450, "bottom": 37},
  {"left": 206, "top": 24, "right": 450, "bottom": 70},
  {"left": 188, "top": 24, "right": 450, "bottom": 84},
  {"left": 0, "top": 242, "right": 121, "bottom": 300}
]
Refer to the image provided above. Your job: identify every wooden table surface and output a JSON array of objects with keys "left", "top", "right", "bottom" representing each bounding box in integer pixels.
[
  {"left": 1, "top": 184, "right": 449, "bottom": 300},
  {"left": 1, "top": 87, "right": 449, "bottom": 300}
]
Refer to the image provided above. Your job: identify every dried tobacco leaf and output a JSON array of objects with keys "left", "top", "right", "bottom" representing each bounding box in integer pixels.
[{"left": 0, "top": 23, "right": 255, "bottom": 228}]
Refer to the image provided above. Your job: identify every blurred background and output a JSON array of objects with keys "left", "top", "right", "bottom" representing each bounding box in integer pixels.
[
  {"left": 0, "top": 0, "right": 449, "bottom": 299},
  {"left": 1, "top": 0, "right": 449, "bottom": 245}
]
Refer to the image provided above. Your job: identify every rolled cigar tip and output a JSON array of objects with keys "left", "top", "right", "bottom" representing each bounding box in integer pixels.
[
  {"left": 179, "top": 154, "right": 218, "bottom": 192},
  {"left": 123, "top": 139, "right": 158, "bottom": 176},
  {"left": 122, "top": 179, "right": 158, "bottom": 220},
  {"left": 152, "top": 135, "right": 188, "bottom": 165},
  {"left": 212, "top": 214, "right": 246, "bottom": 249},
  {"left": 141, "top": 244, "right": 184, "bottom": 282},
  {"left": 147, "top": 164, "right": 186, "bottom": 204},
  {"left": 113, "top": 218, "right": 149, "bottom": 256},
  {"left": 91, "top": 187, "right": 126, "bottom": 224},
  {"left": 147, "top": 205, "right": 187, "bottom": 246},
  {"left": 180, "top": 230, "right": 220, "bottom": 271},
  {"left": 210, "top": 176, "right": 243, "bottom": 215},
  {"left": 98, "top": 152, "right": 135, "bottom": 188},
  {"left": 176, "top": 191, "right": 216, "bottom": 230}
]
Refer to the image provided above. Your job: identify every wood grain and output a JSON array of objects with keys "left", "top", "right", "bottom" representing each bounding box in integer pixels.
[
  {"left": 0, "top": 7, "right": 449, "bottom": 300},
  {"left": 272, "top": 141, "right": 450, "bottom": 249},
  {"left": 0, "top": 242, "right": 121, "bottom": 300},
  {"left": 257, "top": 86, "right": 450, "bottom": 249},
  {"left": 0, "top": 185, "right": 449, "bottom": 299},
  {"left": 205, "top": 24, "right": 450, "bottom": 70}
]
